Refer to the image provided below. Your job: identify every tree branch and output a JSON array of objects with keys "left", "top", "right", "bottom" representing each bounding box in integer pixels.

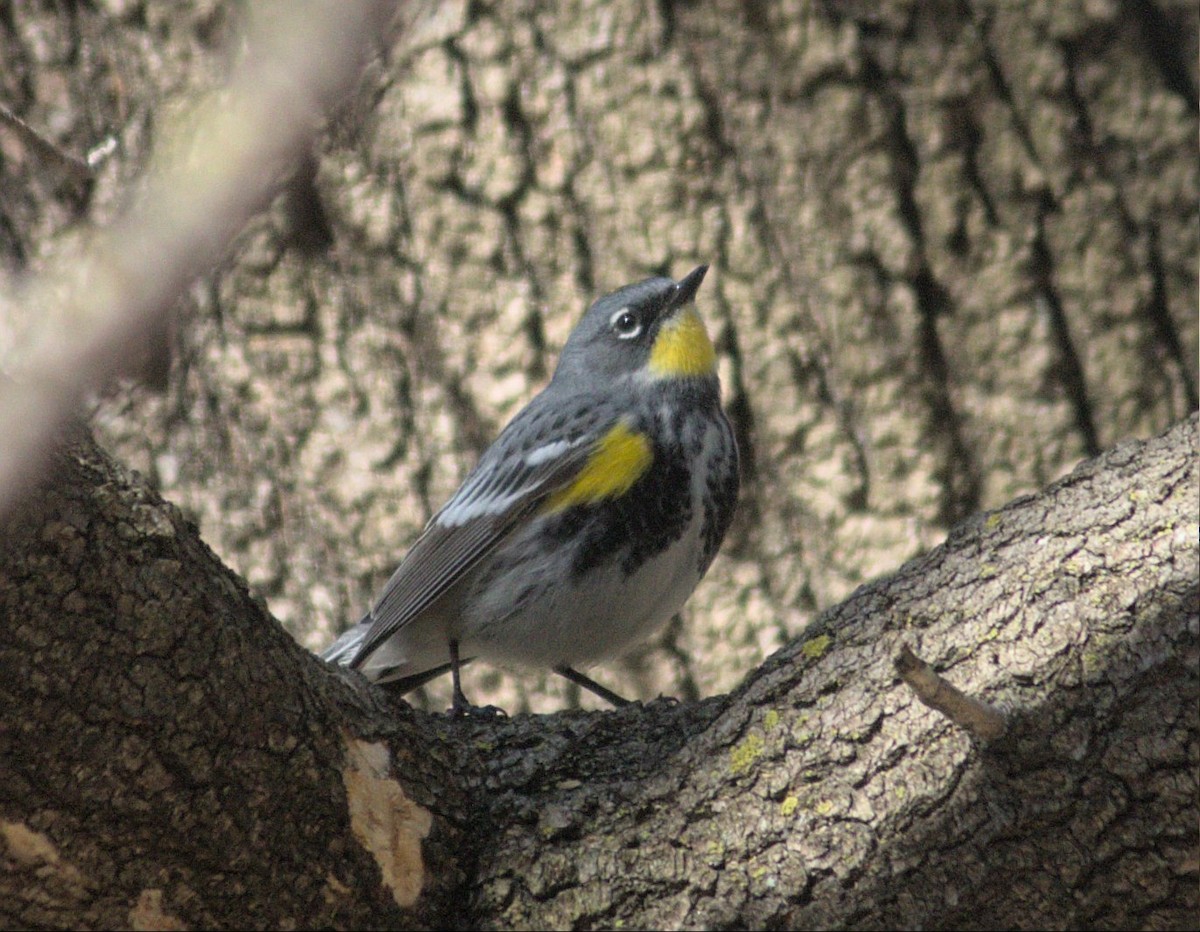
[
  {"left": 2, "top": 416, "right": 1195, "bottom": 929},
  {"left": 895, "top": 643, "right": 1008, "bottom": 741}
]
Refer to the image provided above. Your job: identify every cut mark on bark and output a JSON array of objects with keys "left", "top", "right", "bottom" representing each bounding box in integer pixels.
[
  {"left": 129, "top": 888, "right": 188, "bottom": 931},
  {"left": 0, "top": 819, "right": 92, "bottom": 900},
  {"left": 895, "top": 644, "right": 1007, "bottom": 742},
  {"left": 341, "top": 736, "right": 434, "bottom": 909}
]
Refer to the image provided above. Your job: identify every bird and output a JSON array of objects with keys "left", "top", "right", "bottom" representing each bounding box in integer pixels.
[{"left": 322, "top": 265, "right": 739, "bottom": 712}]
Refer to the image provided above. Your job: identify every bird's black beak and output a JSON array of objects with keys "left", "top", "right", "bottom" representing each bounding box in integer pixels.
[{"left": 667, "top": 264, "right": 709, "bottom": 311}]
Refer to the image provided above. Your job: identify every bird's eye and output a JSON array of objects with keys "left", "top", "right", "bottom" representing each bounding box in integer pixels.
[{"left": 610, "top": 308, "right": 642, "bottom": 340}]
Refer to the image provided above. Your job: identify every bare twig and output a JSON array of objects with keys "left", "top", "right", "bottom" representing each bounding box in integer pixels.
[
  {"left": 0, "top": 1, "right": 395, "bottom": 519},
  {"left": 0, "top": 100, "right": 93, "bottom": 185},
  {"left": 895, "top": 643, "right": 1007, "bottom": 741}
]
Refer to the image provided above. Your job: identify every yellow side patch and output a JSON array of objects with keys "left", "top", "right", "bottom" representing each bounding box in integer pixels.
[
  {"left": 648, "top": 307, "right": 717, "bottom": 377},
  {"left": 543, "top": 422, "right": 653, "bottom": 513}
]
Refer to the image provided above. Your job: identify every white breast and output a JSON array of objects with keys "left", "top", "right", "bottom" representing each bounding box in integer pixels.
[{"left": 459, "top": 418, "right": 723, "bottom": 670}]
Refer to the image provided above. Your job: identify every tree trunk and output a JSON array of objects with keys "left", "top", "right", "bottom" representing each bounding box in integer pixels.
[{"left": 2, "top": 415, "right": 1195, "bottom": 929}]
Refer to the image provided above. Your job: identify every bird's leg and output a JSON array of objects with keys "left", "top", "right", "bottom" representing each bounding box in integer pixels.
[
  {"left": 449, "top": 639, "right": 472, "bottom": 713},
  {"left": 553, "top": 665, "right": 631, "bottom": 707},
  {"left": 449, "top": 640, "right": 506, "bottom": 718}
]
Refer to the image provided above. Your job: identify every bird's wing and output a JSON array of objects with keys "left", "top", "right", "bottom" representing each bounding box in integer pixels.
[{"left": 348, "top": 398, "right": 618, "bottom": 669}]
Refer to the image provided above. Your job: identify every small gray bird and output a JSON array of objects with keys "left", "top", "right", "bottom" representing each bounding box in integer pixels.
[{"left": 323, "top": 266, "right": 738, "bottom": 711}]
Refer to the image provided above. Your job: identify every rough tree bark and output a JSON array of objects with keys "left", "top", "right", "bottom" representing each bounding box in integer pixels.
[{"left": 2, "top": 416, "right": 1196, "bottom": 929}]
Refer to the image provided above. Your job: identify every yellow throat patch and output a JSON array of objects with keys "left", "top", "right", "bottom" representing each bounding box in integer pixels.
[
  {"left": 544, "top": 422, "right": 653, "bottom": 513},
  {"left": 648, "top": 307, "right": 717, "bottom": 378}
]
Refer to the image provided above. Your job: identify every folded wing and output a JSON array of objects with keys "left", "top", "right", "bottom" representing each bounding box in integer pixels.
[{"left": 349, "top": 398, "right": 612, "bottom": 668}]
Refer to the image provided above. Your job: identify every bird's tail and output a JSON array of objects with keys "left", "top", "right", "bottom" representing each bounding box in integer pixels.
[
  {"left": 319, "top": 616, "right": 372, "bottom": 666},
  {"left": 320, "top": 616, "right": 464, "bottom": 693}
]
